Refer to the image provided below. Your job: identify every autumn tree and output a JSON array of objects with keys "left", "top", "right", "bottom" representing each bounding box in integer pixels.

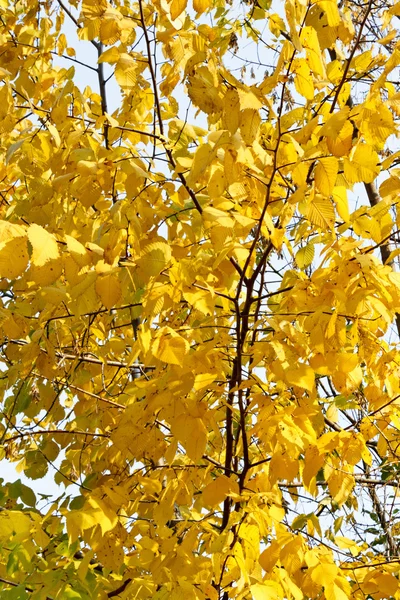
[{"left": 2, "top": 0, "right": 400, "bottom": 597}]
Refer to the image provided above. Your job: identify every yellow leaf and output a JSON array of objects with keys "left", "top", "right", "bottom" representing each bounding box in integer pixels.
[
  {"left": 281, "top": 571, "right": 304, "bottom": 600},
  {"left": 115, "top": 53, "right": 137, "bottom": 90},
  {"left": 66, "top": 235, "right": 91, "bottom": 267},
  {"left": 334, "top": 536, "right": 361, "bottom": 556},
  {"left": 0, "top": 220, "right": 26, "bottom": 242},
  {"left": 303, "top": 445, "right": 324, "bottom": 490},
  {"left": 28, "top": 224, "right": 59, "bottom": 267},
  {"left": 203, "top": 206, "right": 234, "bottom": 229},
  {"left": 344, "top": 144, "right": 380, "bottom": 185},
  {"left": 137, "top": 241, "right": 172, "bottom": 277},
  {"left": 240, "top": 108, "right": 261, "bottom": 145},
  {"left": 47, "top": 123, "right": 61, "bottom": 148},
  {"left": 326, "top": 310, "right": 337, "bottom": 338},
  {"left": 251, "top": 582, "right": 283, "bottom": 600},
  {"left": 319, "top": 107, "right": 350, "bottom": 138},
  {"left": 294, "top": 58, "right": 314, "bottom": 100},
  {"left": 29, "top": 261, "right": 63, "bottom": 286},
  {"left": 269, "top": 13, "right": 287, "bottom": 38},
  {"left": 378, "top": 29, "right": 397, "bottom": 45},
  {"left": 319, "top": 0, "right": 341, "bottom": 26},
  {"left": 379, "top": 174, "right": 400, "bottom": 199},
  {"left": 32, "top": 524, "right": 50, "bottom": 549},
  {"left": 222, "top": 88, "right": 240, "bottom": 134},
  {"left": 202, "top": 475, "right": 238, "bottom": 506},
  {"left": 285, "top": 0, "right": 302, "bottom": 51},
  {"left": 186, "top": 143, "right": 212, "bottom": 186},
  {"left": 0, "top": 67, "right": 11, "bottom": 79},
  {"left": 139, "top": 325, "right": 152, "bottom": 354},
  {"left": 0, "top": 511, "right": 31, "bottom": 542},
  {"left": 194, "top": 372, "right": 217, "bottom": 390},
  {"left": 301, "top": 26, "right": 326, "bottom": 78},
  {"left": 208, "top": 165, "right": 227, "bottom": 196},
  {"left": 295, "top": 243, "right": 314, "bottom": 269},
  {"left": 66, "top": 497, "right": 117, "bottom": 542},
  {"left": 315, "top": 157, "right": 338, "bottom": 195},
  {"left": 87, "top": 497, "right": 118, "bottom": 535},
  {"left": 173, "top": 414, "right": 208, "bottom": 462},
  {"left": 100, "top": 18, "right": 120, "bottom": 45},
  {"left": 187, "top": 67, "right": 223, "bottom": 114},
  {"left": 305, "top": 196, "right": 335, "bottom": 229},
  {"left": 82, "top": 0, "right": 107, "bottom": 19},
  {"left": 326, "top": 470, "right": 354, "bottom": 506},
  {"left": 346, "top": 365, "right": 363, "bottom": 390},
  {"left": 203, "top": 585, "right": 219, "bottom": 600},
  {"left": 332, "top": 186, "right": 350, "bottom": 221},
  {"left": 98, "top": 47, "right": 120, "bottom": 63},
  {"left": 232, "top": 212, "right": 256, "bottom": 229},
  {"left": 286, "top": 363, "right": 315, "bottom": 392},
  {"left": 327, "top": 120, "right": 353, "bottom": 157},
  {"left": 353, "top": 215, "right": 381, "bottom": 242},
  {"left": 237, "top": 88, "right": 262, "bottom": 110},
  {"left": 170, "top": 0, "right": 187, "bottom": 19},
  {"left": 326, "top": 583, "right": 351, "bottom": 600},
  {"left": 259, "top": 542, "right": 280, "bottom": 572},
  {"left": 153, "top": 326, "right": 189, "bottom": 366},
  {"left": 77, "top": 549, "right": 95, "bottom": 582},
  {"left": 373, "top": 573, "right": 398, "bottom": 597},
  {"left": 193, "top": 0, "right": 212, "bottom": 15},
  {"left": 311, "top": 563, "right": 338, "bottom": 586},
  {"left": 66, "top": 510, "right": 98, "bottom": 543},
  {"left": 95, "top": 273, "right": 122, "bottom": 309},
  {"left": 0, "top": 236, "right": 28, "bottom": 279},
  {"left": 39, "top": 286, "right": 67, "bottom": 306},
  {"left": 337, "top": 353, "right": 359, "bottom": 374},
  {"left": 183, "top": 288, "right": 214, "bottom": 315}
]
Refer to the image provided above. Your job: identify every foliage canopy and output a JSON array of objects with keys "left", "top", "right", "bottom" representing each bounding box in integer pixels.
[{"left": 1, "top": 0, "right": 400, "bottom": 597}]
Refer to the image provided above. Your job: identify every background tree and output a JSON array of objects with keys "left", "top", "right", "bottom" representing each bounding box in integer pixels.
[{"left": 1, "top": 0, "right": 400, "bottom": 597}]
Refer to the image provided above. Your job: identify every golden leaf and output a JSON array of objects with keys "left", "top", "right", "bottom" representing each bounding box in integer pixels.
[
  {"left": 170, "top": 0, "right": 188, "bottom": 20},
  {"left": 344, "top": 144, "right": 380, "bottom": 185},
  {"left": 285, "top": 363, "right": 315, "bottom": 392},
  {"left": 187, "top": 67, "right": 224, "bottom": 114},
  {"left": 295, "top": 243, "right": 314, "bottom": 269},
  {"left": 202, "top": 475, "right": 238, "bottom": 506},
  {"left": 28, "top": 224, "right": 59, "bottom": 267},
  {"left": 240, "top": 108, "right": 261, "bottom": 145},
  {"left": 315, "top": 157, "right": 338, "bottom": 195},
  {"left": 0, "top": 236, "right": 28, "bottom": 279},
  {"left": 173, "top": 414, "right": 207, "bottom": 462},
  {"left": 137, "top": 241, "right": 172, "bottom": 278},
  {"left": 319, "top": 0, "right": 341, "bottom": 26},
  {"left": 304, "top": 196, "right": 336, "bottom": 229},
  {"left": 332, "top": 186, "right": 350, "bottom": 221},
  {"left": 152, "top": 326, "right": 189, "bottom": 366},
  {"left": 95, "top": 273, "right": 122, "bottom": 309},
  {"left": 326, "top": 470, "right": 355, "bottom": 506},
  {"left": 251, "top": 582, "right": 284, "bottom": 600},
  {"left": 222, "top": 88, "right": 240, "bottom": 134},
  {"left": 193, "top": 0, "right": 212, "bottom": 15},
  {"left": 100, "top": 19, "right": 121, "bottom": 45},
  {"left": 115, "top": 53, "right": 137, "bottom": 90},
  {"left": 98, "top": 47, "right": 120, "bottom": 63},
  {"left": 294, "top": 58, "right": 314, "bottom": 100}
]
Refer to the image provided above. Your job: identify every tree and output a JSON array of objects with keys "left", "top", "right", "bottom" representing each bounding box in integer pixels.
[{"left": 1, "top": 0, "right": 400, "bottom": 596}]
